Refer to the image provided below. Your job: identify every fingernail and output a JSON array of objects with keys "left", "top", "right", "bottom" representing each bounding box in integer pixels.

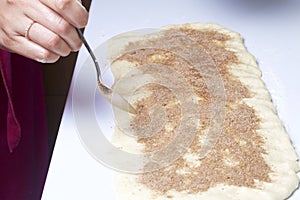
[
  {"left": 77, "top": 0, "right": 87, "bottom": 11},
  {"left": 56, "top": 0, "right": 64, "bottom": 9},
  {"left": 36, "top": 58, "right": 46, "bottom": 63},
  {"left": 56, "top": 0, "right": 70, "bottom": 10}
]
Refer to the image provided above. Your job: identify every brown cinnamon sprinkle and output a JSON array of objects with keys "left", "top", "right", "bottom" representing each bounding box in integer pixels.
[{"left": 116, "top": 26, "right": 271, "bottom": 194}]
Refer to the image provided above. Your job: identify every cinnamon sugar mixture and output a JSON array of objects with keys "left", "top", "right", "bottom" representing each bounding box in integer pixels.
[{"left": 115, "top": 26, "right": 271, "bottom": 194}]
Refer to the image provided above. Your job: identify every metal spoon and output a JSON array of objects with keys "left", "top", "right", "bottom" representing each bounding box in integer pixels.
[{"left": 76, "top": 28, "right": 136, "bottom": 114}]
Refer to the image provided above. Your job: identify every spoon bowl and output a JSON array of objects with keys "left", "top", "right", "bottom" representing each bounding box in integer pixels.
[{"left": 76, "top": 28, "right": 136, "bottom": 114}]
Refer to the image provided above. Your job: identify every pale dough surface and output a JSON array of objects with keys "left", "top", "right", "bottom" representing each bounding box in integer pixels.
[{"left": 110, "top": 23, "right": 299, "bottom": 200}]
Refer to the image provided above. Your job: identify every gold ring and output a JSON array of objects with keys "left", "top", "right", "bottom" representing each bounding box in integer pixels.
[{"left": 24, "top": 21, "right": 35, "bottom": 40}]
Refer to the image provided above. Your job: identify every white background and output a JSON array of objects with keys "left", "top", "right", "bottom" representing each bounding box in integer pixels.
[{"left": 42, "top": 0, "right": 300, "bottom": 199}]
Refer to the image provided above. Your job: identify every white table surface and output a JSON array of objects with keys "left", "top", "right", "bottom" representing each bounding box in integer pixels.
[{"left": 42, "top": 0, "right": 300, "bottom": 199}]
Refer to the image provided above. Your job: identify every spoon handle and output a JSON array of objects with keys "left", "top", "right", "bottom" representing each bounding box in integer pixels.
[{"left": 76, "top": 28, "right": 101, "bottom": 81}]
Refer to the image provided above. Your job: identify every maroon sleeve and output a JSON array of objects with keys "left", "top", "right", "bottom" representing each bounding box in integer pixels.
[
  {"left": 0, "top": 50, "right": 48, "bottom": 200},
  {"left": 0, "top": 50, "right": 21, "bottom": 152}
]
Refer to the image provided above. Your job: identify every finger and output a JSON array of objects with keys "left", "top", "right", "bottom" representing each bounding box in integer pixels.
[
  {"left": 9, "top": 36, "right": 60, "bottom": 63},
  {"left": 6, "top": 15, "right": 33, "bottom": 38},
  {"left": 39, "top": 0, "right": 89, "bottom": 28},
  {"left": 26, "top": 3, "right": 82, "bottom": 51},
  {"left": 0, "top": 17, "right": 59, "bottom": 63},
  {"left": 27, "top": 22, "right": 71, "bottom": 57}
]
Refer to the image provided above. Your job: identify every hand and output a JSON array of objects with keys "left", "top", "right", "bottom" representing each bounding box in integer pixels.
[{"left": 0, "top": 0, "right": 89, "bottom": 63}]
